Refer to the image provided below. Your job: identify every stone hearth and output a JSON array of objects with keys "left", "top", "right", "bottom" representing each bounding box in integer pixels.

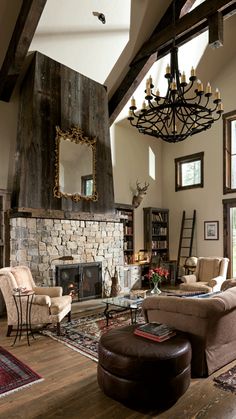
[{"left": 9, "top": 215, "right": 124, "bottom": 291}]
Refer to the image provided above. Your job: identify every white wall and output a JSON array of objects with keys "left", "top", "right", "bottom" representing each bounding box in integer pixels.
[
  {"left": 29, "top": 0, "right": 130, "bottom": 85},
  {"left": 111, "top": 120, "right": 163, "bottom": 252},
  {"left": 162, "top": 54, "right": 236, "bottom": 261}
]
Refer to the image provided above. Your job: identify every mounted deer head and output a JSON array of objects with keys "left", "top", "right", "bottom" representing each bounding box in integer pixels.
[{"left": 132, "top": 181, "right": 149, "bottom": 208}]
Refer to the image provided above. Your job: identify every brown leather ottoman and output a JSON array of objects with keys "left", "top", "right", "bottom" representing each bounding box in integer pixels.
[{"left": 97, "top": 324, "right": 191, "bottom": 409}]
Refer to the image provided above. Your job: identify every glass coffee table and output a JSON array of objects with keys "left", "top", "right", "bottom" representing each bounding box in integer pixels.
[{"left": 102, "top": 296, "right": 144, "bottom": 326}]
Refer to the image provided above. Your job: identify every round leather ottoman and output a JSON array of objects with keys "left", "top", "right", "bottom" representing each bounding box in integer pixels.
[{"left": 97, "top": 324, "right": 191, "bottom": 409}]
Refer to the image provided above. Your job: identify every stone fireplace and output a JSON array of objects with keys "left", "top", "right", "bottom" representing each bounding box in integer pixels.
[{"left": 9, "top": 213, "right": 126, "bottom": 294}]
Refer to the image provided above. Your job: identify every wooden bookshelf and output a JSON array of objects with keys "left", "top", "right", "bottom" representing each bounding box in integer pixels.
[
  {"left": 143, "top": 207, "right": 169, "bottom": 262},
  {"left": 115, "top": 203, "right": 134, "bottom": 264}
]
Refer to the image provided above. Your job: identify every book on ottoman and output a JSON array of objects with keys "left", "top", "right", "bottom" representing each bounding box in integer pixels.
[{"left": 134, "top": 323, "right": 176, "bottom": 342}]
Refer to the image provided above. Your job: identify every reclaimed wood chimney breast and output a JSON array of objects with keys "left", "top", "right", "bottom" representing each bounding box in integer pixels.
[{"left": 12, "top": 51, "right": 114, "bottom": 214}]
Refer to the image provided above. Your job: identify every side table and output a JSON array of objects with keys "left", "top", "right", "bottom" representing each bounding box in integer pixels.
[{"left": 12, "top": 289, "right": 35, "bottom": 346}]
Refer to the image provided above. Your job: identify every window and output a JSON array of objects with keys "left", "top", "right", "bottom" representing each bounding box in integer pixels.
[
  {"left": 223, "top": 110, "right": 236, "bottom": 193},
  {"left": 81, "top": 175, "right": 93, "bottom": 196},
  {"left": 175, "top": 152, "right": 204, "bottom": 191}
]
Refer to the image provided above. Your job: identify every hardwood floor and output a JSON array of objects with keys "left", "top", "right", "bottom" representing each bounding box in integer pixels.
[{"left": 1, "top": 312, "right": 236, "bottom": 419}]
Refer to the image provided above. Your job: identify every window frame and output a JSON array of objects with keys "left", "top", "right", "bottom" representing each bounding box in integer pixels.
[
  {"left": 81, "top": 174, "right": 93, "bottom": 196},
  {"left": 175, "top": 152, "right": 204, "bottom": 192},
  {"left": 223, "top": 110, "right": 236, "bottom": 194}
]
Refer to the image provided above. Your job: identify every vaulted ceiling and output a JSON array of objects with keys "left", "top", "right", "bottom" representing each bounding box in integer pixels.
[{"left": 0, "top": 0, "right": 236, "bottom": 125}]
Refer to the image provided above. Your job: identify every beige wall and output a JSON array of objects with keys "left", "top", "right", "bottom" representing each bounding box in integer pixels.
[{"left": 111, "top": 120, "right": 163, "bottom": 252}]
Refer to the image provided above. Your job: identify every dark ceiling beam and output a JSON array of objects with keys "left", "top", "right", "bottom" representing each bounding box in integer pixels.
[
  {"left": 0, "top": 0, "right": 47, "bottom": 102},
  {"left": 133, "top": 0, "right": 236, "bottom": 65},
  {"left": 108, "top": 0, "right": 190, "bottom": 125},
  {"left": 208, "top": 12, "right": 223, "bottom": 48},
  {"left": 109, "top": 0, "right": 236, "bottom": 125}
]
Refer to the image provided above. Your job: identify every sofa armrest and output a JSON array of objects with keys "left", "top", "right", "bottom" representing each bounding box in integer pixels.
[
  {"left": 221, "top": 279, "right": 236, "bottom": 291},
  {"left": 142, "top": 295, "right": 223, "bottom": 320},
  {"left": 181, "top": 274, "right": 197, "bottom": 284},
  {"left": 33, "top": 294, "right": 51, "bottom": 306},
  {"left": 33, "top": 286, "right": 62, "bottom": 298}
]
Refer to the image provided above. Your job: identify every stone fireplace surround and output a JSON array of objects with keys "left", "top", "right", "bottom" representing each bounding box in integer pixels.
[{"left": 9, "top": 212, "right": 127, "bottom": 294}]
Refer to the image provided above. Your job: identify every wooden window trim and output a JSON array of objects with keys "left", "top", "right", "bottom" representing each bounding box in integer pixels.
[
  {"left": 223, "top": 110, "right": 236, "bottom": 194},
  {"left": 175, "top": 152, "right": 204, "bottom": 192}
]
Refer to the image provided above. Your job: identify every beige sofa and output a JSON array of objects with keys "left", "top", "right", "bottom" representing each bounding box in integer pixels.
[{"left": 142, "top": 287, "right": 236, "bottom": 377}]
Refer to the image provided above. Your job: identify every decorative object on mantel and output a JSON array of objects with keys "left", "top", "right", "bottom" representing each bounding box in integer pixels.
[
  {"left": 54, "top": 125, "right": 98, "bottom": 202},
  {"left": 128, "top": 0, "right": 224, "bottom": 143},
  {"left": 146, "top": 267, "right": 169, "bottom": 294},
  {"left": 132, "top": 181, "right": 149, "bottom": 208},
  {"left": 0, "top": 346, "right": 43, "bottom": 398}
]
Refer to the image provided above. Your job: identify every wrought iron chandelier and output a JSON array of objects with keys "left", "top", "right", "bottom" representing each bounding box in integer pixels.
[{"left": 128, "top": 5, "right": 224, "bottom": 143}]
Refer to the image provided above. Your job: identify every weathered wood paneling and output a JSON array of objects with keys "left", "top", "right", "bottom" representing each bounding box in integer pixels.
[{"left": 12, "top": 51, "right": 114, "bottom": 213}]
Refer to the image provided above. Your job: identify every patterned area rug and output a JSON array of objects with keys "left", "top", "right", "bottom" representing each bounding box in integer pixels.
[
  {"left": 214, "top": 365, "right": 236, "bottom": 393},
  {"left": 0, "top": 346, "right": 43, "bottom": 398},
  {"left": 42, "top": 311, "right": 143, "bottom": 362}
]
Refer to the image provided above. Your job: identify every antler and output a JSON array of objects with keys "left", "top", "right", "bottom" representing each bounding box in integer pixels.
[{"left": 136, "top": 181, "right": 149, "bottom": 192}]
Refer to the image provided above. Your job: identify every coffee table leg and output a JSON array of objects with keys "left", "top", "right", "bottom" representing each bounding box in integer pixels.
[
  {"left": 130, "top": 307, "right": 138, "bottom": 324},
  {"left": 104, "top": 303, "right": 109, "bottom": 326}
]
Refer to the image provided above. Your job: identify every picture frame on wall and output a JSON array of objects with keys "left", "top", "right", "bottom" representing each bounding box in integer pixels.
[{"left": 204, "top": 221, "right": 219, "bottom": 240}]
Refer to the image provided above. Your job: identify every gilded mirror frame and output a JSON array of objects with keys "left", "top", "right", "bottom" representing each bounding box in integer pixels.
[{"left": 54, "top": 125, "right": 98, "bottom": 202}]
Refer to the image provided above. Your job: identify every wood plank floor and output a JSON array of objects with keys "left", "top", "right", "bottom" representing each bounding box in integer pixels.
[{"left": 1, "top": 313, "right": 236, "bottom": 419}]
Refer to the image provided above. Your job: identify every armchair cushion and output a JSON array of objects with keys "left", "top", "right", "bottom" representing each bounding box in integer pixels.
[
  {"left": 50, "top": 295, "right": 72, "bottom": 314},
  {"left": 33, "top": 286, "right": 62, "bottom": 298},
  {"left": 198, "top": 258, "right": 221, "bottom": 281},
  {"left": 181, "top": 274, "right": 197, "bottom": 284},
  {"left": 11, "top": 266, "right": 35, "bottom": 289},
  {"left": 33, "top": 294, "right": 51, "bottom": 306}
]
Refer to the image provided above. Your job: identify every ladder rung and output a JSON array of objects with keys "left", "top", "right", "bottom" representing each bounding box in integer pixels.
[{"left": 185, "top": 218, "right": 193, "bottom": 220}]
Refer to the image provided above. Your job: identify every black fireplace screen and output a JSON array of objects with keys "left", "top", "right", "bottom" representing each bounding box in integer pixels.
[{"left": 55, "top": 262, "right": 102, "bottom": 302}]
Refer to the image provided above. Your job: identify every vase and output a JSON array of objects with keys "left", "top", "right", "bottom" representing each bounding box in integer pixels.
[{"left": 151, "top": 282, "right": 161, "bottom": 295}]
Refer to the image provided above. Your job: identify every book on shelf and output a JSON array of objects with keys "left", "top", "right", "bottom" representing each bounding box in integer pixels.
[{"left": 134, "top": 322, "right": 176, "bottom": 342}]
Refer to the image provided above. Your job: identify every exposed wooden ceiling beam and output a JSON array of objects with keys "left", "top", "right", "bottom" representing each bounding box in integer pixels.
[
  {"left": 108, "top": 0, "right": 189, "bottom": 125},
  {"left": 208, "top": 12, "right": 223, "bottom": 48},
  {"left": 109, "top": 0, "right": 236, "bottom": 125},
  {"left": 0, "top": 0, "right": 47, "bottom": 102}
]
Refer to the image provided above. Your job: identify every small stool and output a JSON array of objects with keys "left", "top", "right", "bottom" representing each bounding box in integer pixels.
[{"left": 97, "top": 324, "right": 191, "bottom": 409}]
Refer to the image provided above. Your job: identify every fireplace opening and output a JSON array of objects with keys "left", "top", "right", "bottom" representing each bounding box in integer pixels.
[{"left": 55, "top": 262, "right": 102, "bottom": 302}]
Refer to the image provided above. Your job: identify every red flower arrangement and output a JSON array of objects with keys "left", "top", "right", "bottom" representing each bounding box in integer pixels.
[{"left": 147, "top": 267, "right": 169, "bottom": 285}]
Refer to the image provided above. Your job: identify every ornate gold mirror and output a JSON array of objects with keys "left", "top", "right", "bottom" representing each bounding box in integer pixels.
[{"left": 54, "top": 125, "right": 97, "bottom": 202}]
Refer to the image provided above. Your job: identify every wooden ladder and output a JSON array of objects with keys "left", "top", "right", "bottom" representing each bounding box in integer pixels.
[{"left": 177, "top": 210, "right": 196, "bottom": 279}]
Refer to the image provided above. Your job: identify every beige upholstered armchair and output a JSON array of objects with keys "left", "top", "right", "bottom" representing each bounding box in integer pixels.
[
  {"left": 0, "top": 266, "right": 72, "bottom": 336},
  {"left": 180, "top": 257, "right": 229, "bottom": 293}
]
